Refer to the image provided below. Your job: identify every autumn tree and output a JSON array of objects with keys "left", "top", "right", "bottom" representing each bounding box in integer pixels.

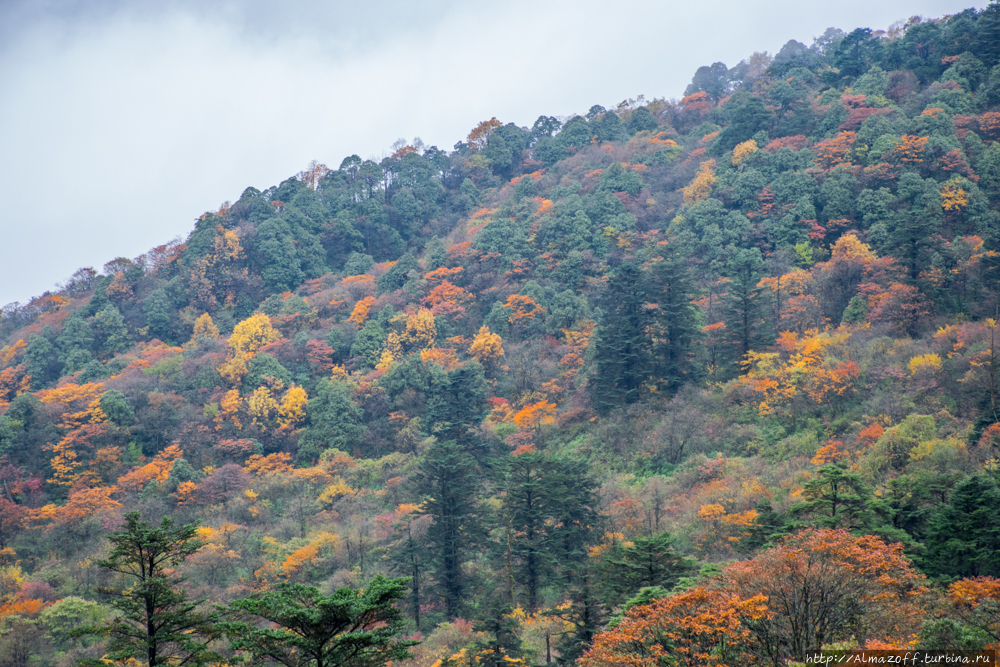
[
  {"left": 580, "top": 587, "right": 767, "bottom": 667},
  {"left": 724, "top": 528, "right": 927, "bottom": 663}
]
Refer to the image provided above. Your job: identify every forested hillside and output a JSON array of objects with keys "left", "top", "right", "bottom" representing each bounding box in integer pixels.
[{"left": 3, "top": 8, "right": 1000, "bottom": 666}]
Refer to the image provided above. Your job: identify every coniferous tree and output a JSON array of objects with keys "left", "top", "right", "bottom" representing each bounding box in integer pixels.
[
  {"left": 724, "top": 247, "right": 767, "bottom": 368},
  {"left": 648, "top": 246, "right": 699, "bottom": 393},
  {"left": 590, "top": 264, "right": 649, "bottom": 415},
  {"left": 78, "top": 512, "right": 216, "bottom": 667},
  {"left": 923, "top": 474, "right": 1000, "bottom": 578},
  {"left": 498, "top": 452, "right": 597, "bottom": 612},
  {"left": 222, "top": 576, "right": 416, "bottom": 667},
  {"left": 418, "top": 439, "right": 481, "bottom": 618}
]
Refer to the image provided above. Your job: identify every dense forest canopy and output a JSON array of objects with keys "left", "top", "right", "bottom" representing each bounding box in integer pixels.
[{"left": 3, "top": 6, "right": 1000, "bottom": 665}]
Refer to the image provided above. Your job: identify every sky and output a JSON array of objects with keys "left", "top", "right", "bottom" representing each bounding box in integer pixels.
[{"left": 0, "top": 0, "right": 988, "bottom": 308}]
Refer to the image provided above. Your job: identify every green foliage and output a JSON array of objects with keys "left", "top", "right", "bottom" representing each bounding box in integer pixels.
[
  {"left": 923, "top": 474, "right": 1000, "bottom": 578},
  {"left": 602, "top": 532, "right": 696, "bottom": 606},
  {"left": 221, "top": 576, "right": 416, "bottom": 667},
  {"left": 77, "top": 512, "right": 216, "bottom": 667},
  {"left": 299, "top": 379, "right": 365, "bottom": 462},
  {"left": 418, "top": 439, "right": 481, "bottom": 618},
  {"left": 100, "top": 389, "right": 135, "bottom": 426}
]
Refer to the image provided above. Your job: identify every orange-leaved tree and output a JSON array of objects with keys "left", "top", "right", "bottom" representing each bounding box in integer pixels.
[
  {"left": 724, "top": 528, "right": 927, "bottom": 661},
  {"left": 580, "top": 587, "right": 768, "bottom": 667}
]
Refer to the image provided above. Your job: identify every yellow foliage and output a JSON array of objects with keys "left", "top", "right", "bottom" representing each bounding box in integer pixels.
[
  {"left": 697, "top": 503, "right": 726, "bottom": 519},
  {"left": 217, "top": 389, "right": 243, "bottom": 430},
  {"left": 277, "top": 384, "right": 308, "bottom": 427},
  {"left": 376, "top": 332, "right": 402, "bottom": 371},
  {"left": 731, "top": 139, "right": 758, "bottom": 165},
  {"left": 317, "top": 478, "right": 357, "bottom": 507},
  {"left": 246, "top": 387, "right": 278, "bottom": 427},
  {"left": 757, "top": 269, "right": 813, "bottom": 296},
  {"left": 244, "top": 453, "right": 294, "bottom": 476},
  {"left": 191, "top": 313, "right": 220, "bottom": 341},
  {"left": 228, "top": 313, "right": 280, "bottom": 356},
  {"left": 217, "top": 352, "right": 250, "bottom": 386},
  {"left": 721, "top": 509, "right": 759, "bottom": 527},
  {"left": 829, "top": 232, "right": 877, "bottom": 263},
  {"left": 681, "top": 159, "right": 716, "bottom": 205},
  {"left": 469, "top": 325, "right": 504, "bottom": 365},
  {"left": 739, "top": 328, "right": 858, "bottom": 417},
  {"left": 908, "top": 353, "right": 942, "bottom": 375},
  {"left": 940, "top": 179, "right": 968, "bottom": 212},
  {"left": 402, "top": 308, "right": 436, "bottom": 351},
  {"left": 909, "top": 438, "right": 966, "bottom": 462}
]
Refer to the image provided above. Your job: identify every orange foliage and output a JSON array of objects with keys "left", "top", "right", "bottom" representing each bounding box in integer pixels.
[
  {"left": 724, "top": 528, "right": 928, "bottom": 654},
  {"left": 534, "top": 197, "right": 554, "bottom": 215},
  {"left": 117, "top": 445, "right": 184, "bottom": 491},
  {"left": 467, "top": 117, "right": 502, "bottom": 152},
  {"left": 45, "top": 423, "right": 111, "bottom": 487},
  {"left": 812, "top": 440, "right": 849, "bottom": 465},
  {"left": 980, "top": 112, "right": 1000, "bottom": 141},
  {"left": 739, "top": 329, "right": 859, "bottom": 416},
  {"left": 348, "top": 296, "right": 377, "bottom": 325},
  {"left": 26, "top": 486, "right": 121, "bottom": 531},
  {"left": 0, "top": 340, "right": 26, "bottom": 368},
  {"left": 892, "top": 134, "right": 929, "bottom": 163},
  {"left": 512, "top": 400, "right": 557, "bottom": 430},
  {"left": 504, "top": 295, "right": 546, "bottom": 324},
  {"left": 244, "top": 452, "right": 294, "bottom": 476},
  {"left": 422, "top": 281, "right": 473, "bottom": 309},
  {"left": 581, "top": 587, "right": 768, "bottom": 667},
  {"left": 0, "top": 366, "right": 30, "bottom": 405},
  {"left": 281, "top": 544, "right": 319, "bottom": 576},
  {"left": 813, "top": 131, "right": 856, "bottom": 169},
  {"left": 420, "top": 348, "right": 461, "bottom": 371},
  {"left": 424, "top": 266, "right": 464, "bottom": 283},
  {"left": 764, "top": 135, "right": 809, "bottom": 153}
]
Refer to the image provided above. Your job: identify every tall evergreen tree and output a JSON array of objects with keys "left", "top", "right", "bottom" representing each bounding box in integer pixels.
[
  {"left": 724, "top": 247, "right": 767, "bottom": 367},
  {"left": 418, "top": 439, "right": 481, "bottom": 618},
  {"left": 648, "top": 246, "right": 699, "bottom": 393},
  {"left": 498, "top": 452, "right": 597, "bottom": 612},
  {"left": 923, "top": 474, "right": 1000, "bottom": 578},
  {"left": 78, "top": 512, "right": 216, "bottom": 667},
  {"left": 590, "top": 264, "right": 649, "bottom": 415}
]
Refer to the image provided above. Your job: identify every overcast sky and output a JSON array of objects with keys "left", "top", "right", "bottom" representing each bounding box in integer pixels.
[{"left": 0, "top": 0, "right": 987, "bottom": 307}]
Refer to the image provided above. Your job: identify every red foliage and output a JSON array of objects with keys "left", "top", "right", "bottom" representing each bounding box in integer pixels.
[{"left": 763, "top": 135, "right": 810, "bottom": 153}]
